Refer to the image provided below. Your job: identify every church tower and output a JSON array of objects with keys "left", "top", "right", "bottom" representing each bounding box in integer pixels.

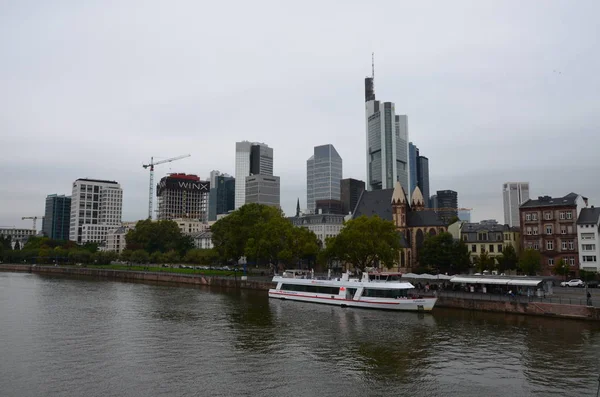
[
  {"left": 391, "top": 181, "right": 408, "bottom": 229},
  {"left": 410, "top": 186, "right": 425, "bottom": 211}
]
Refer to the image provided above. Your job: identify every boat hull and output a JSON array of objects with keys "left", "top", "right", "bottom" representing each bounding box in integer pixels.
[{"left": 268, "top": 290, "right": 436, "bottom": 311}]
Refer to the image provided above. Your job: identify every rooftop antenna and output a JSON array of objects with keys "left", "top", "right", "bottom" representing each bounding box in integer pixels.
[{"left": 372, "top": 52, "right": 375, "bottom": 79}]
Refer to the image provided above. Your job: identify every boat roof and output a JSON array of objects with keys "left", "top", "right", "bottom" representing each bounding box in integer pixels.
[
  {"left": 450, "top": 275, "right": 553, "bottom": 286},
  {"left": 273, "top": 276, "right": 414, "bottom": 290}
]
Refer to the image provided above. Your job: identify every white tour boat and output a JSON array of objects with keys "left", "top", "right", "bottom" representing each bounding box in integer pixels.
[{"left": 269, "top": 269, "right": 437, "bottom": 312}]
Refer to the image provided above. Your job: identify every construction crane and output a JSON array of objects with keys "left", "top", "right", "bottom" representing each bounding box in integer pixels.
[
  {"left": 22, "top": 216, "right": 44, "bottom": 231},
  {"left": 142, "top": 154, "right": 191, "bottom": 220}
]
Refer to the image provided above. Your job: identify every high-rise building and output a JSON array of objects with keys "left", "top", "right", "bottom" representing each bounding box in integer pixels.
[
  {"left": 42, "top": 194, "right": 71, "bottom": 240},
  {"left": 306, "top": 144, "right": 343, "bottom": 212},
  {"left": 208, "top": 171, "right": 234, "bottom": 221},
  {"left": 365, "top": 74, "right": 409, "bottom": 193},
  {"left": 436, "top": 190, "right": 458, "bottom": 221},
  {"left": 69, "top": 178, "right": 123, "bottom": 245},
  {"left": 235, "top": 141, "right": 273, "bottom": 209},
  {"left": 409, "top": 143, "right": 418, "bottom": 196},
  {"left": 157, "top": 173, "right": 210, "bottom": 222},
  {"left": 340, "top": 178, "right": 365, "bottom": 215},
  {"left": 417, "top": 156, "right": 430, "bottom": 208},
  {"left": 430, "top": 194, "right": 438, "bottom": 209},
  {"left": 245, "top": 175, "right": 280, "bottom": 208},
  {"left": 503, "top": 182, "right": 530, "bottom": 227}
]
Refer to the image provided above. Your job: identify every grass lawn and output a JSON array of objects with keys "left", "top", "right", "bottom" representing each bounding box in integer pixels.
[{"left": 83, "top": 264, "right": 243, "bottom": 277}]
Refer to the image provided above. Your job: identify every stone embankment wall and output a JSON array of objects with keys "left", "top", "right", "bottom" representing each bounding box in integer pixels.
[
  {"left": 0, "top": 265, "right": 272, "bottom": 291},
  {"left": 437, "top": 296, "right": 600, "bottom": 321}
]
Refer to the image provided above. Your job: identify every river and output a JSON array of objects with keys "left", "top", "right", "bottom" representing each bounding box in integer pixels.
[{"left": 1, "top": 272, "right": 599, "bottom": 396}]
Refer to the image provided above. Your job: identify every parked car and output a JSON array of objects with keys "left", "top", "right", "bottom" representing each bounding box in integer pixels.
[{"left": 560, "top": 279, "right": 585, "bottom": 287}]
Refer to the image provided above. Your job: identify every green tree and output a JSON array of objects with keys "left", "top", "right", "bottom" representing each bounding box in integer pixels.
[
  {"left": 150, "top": 251, "right": 163, "bottom": 264},
  {"left": 92, "top": 251, "right": 117, "bottom": 265},
  {"left": 553, "top": 258, "right": 570, "bottom": 281},
  {"left": 162, "top": 250, "right": 180, "bottom": 264},
  {"left": 120, "top": 249, "right": 133, "bottom": 263},
  {"left": 474, "top": 251, "right": 495, "bottom": 273},
  {"left": 419, "top": 232, "right": 471, "bottom": 274},
  {"left": 579, "top": 269, "right": 596, "bottom": 283},
  {"left": 130, "top": 249, "right": 150, "bottom": 264},
  {"left": 184, "top": 248, "right": 218, "bottom": 265},
  {"left": 518, "top": 248, "right": 542, "bottom": 276},
  {"left": 67, "top": 250, "right": 92, "bottom": 264},
  {"left": 125, "top": 220, "right": 191, "bottom": 254},
  {"left": 325, "top": 216, "right": 400, "bottom": 272},
  {"left": 497, "top": 244, "right": 518, "bottom": 274}
]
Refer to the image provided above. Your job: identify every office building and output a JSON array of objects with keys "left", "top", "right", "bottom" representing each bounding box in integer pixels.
[
  {"left": 436, "top": 190, "right": 458, "bottom": 221},
  {"left": 520, "top": 193, "right": 588, "bottom": 276},
  {"left": 245, "top": 175, "right": 280, "bottom": 208},
  {"left": 208, "top": 172, "right": 235, "bottom": 221},
  {"left": 42, "top": 194, "right": 72, "bottom": 240},
  {"left": 409, "top": 143, "right": 418, "bottom": 196},
  {"left": 340, "top": 178, "right": 365, "bottom": 215},
  {"left": 69, "top": 178, "right": 123, "bottom": 245},
  {"left": 315, "top": 199, "right": 344, "bottom": 215},
  {"left": 417, "top": 156, "right": 430, "bottom": 208},
  {"left": 503, "top": 182, "right": 530, "bottom": 227},
  {"left": 365, "top": 74, "right": 409, "bottom": 193},
  {"left": 430, "top": 195, "right": 438, "bottom": 210},
  {"left": 235, "top": 141, "right": 273, "bottom": 209},
  {"left": 157, "top": 173, "right": 210, "bottom": 222},
  {"left": 306, "top": 144, "right": 343, "bottom": 212}
]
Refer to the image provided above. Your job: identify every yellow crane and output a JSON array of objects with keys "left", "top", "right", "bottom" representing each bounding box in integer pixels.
[{"left": 22, "top": 216, "right": 44, "bottom": 231}]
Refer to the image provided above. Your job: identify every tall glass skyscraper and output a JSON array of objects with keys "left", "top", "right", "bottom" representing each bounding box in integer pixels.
[
  {"left": 42, "top": 194, "right": 71, "bottom": 240},
  {"left": 365, "top": 75, "right": 409, "bottom": 193},
  {"left": 234, "top": 141, "right": 273, "bottom": 209},
  {"left": 503, "top": 182, "right": 530, "bottom": 227},
  {"left": 306, "top": 144, "right": 343, "bottom": 212}
]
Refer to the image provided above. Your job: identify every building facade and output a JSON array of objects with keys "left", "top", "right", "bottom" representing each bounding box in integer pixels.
[
  {"left": 449, "top": 221, "right": 520, "bottom": 266},
  {"left": 289, "top": 213, "right": 346, "bottom": 247},
  {"left": 192, "top": 231, "right": 214, "bottom": 249},
  {"left": 503, "top": 182, "right": 530, "bottom": 227},
  {"left": 306, "top": 144, "right": 343, "bottom": 212},
  {"left": 157, "top": 173, "right": 210, "bottom": 222},
  {"left": 353, "top": 183, "right": 447, "bottom": 271},
  {"left": 0, "top": 228, "right": 35, "bottom": 246},
  {"left": 42, "top": 194, "right": 72, "bottom": 240},
  {"left": 577, "top": 207, "right": 600, "bottom": 273},
  {"left": 245, "top": 175, "right": 280, "bottom": 208},
  {"left": 436, "top": 190, "right": 458, "bottom": 221},
  {"left": 520, "top": 193, "right": 588, "bottom": 276},
  {"left": 417, "top": 156, "right": 430, "bottom": 208},
  {"left": 69, "top": 178, "right": 123, "bottom": 245},
  {"left": 340, "top": 178, "right": 365, "bottom": 215},
  {"left": 234, "top": 141, "right": 273, "bottom": 209},
  {"left": 365, "top": 76, "right": 409, "bottom": 193},
  {"left": 409, "top": 143, "right": 418, "bottom": 197},
  {"left": 104, "top": 223, "right": 137, "bottom": 253},
  {"left": 209, "top": 174, "right": 235, "bottom": 221}
]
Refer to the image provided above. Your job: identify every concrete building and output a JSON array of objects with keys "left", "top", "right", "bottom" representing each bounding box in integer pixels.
[
  {"left": 42, "top": 194, "right": 71, "bottom": 240},
  {"left": 69, "top": 178, "right": 123, "bottom": 245},
  {"left": 365, "top": 75, "right": 409, "bottom": 193},
  {"left": 104, "top": 223, "right": 136, "bottom": 253},
  {"left": 289, "top": 213, "right": 346, "bottom": 247},
  {"left": 449, "top": 221, "right": 520, "bottom": 266},
  {"left": 577, "top": 206, "right": 600, "bottom": 273},
  {"left": 245, "top": 175, "right": 280, "bottom": 208},
  {"left": 235, "top": 141, "right": 273, "bottom": 209},
  {"left": 306, "top": 144, "right": 343, "bottom": 212},
  {"left": 520, "top": 193, "right": 588, "bottom": 276},
  {"left": 340, "top": 178, "right": 365, "bottom": 215},
  {"left": 157, "top": 173, "right": 210, "bottom": 222},
  {"left": 172, "top": 218, "right": 210, "bottom": 235},
  {"left": 436, "top": 190, "right": 458, "bottom": 222},
  {"left": 0, "top": 228, "right": 35, "bottom": 246},
  {"left": 503, "top": 182, "right": 530, "bottom": 227}
]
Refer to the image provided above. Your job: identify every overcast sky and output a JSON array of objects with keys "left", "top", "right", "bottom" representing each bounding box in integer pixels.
[{"left": 1, "top": 0, "right": 599, "bottom": 229}]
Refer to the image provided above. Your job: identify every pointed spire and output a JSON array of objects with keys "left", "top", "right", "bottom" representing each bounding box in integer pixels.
[
  {"left": 411, "top": 186, "right": 425, "bottom": 209},
  {"left": 391, "top": 181, "right": 406, "bottom": 204},
  {"left": 296, "top": 198, "right": 300, "bottom": 217}
]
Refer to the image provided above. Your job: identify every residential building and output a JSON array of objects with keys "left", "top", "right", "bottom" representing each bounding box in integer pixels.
[
  {"left": 208, "top": 174, "right": 235, "bottom": 221},
  {"left": 69, "top": 178, "right": 123, "bottom": 245},
  {"left": 192, "top": 231, "right": 214, "bottom": 249},
  {"left": 503, "top": 182, "right": 530, "bottom": 227},
  {"left": 289, "top": 213, "right": 346, "bottom": 247},
  {"left": 306, "top": 144, "right": 343, "bottom": 212},
  {"left": 0, "top": 228, "right": 35, "bottom": 246},
  {"left": 449, "top": 222, "right": 520, "bottom": 265},
  {"left": 234, "top": 141, "right": 273, "bottom": 209},
  {"left": 353, "top": 184, "right": 446, "bottom": 272},
  {"left": 340, "top": 178, "right": 365, "bottom": 215},
  {"left": 42, "top": 194, "right": 71, "bottom": 240},
  {"left": 520, "top": 193, "right": 588, "bottom": 276},
  {"left": 577, "top": 206, "right": 600, "bottom": 273},
  {"left": 436, "top": 190, "right": 458, "bottom": 221},
  {"left": 245, "top": 175, "right": 280, "bottom": 208},
  {"left": 365, "top": 74, "right": 409, "bottom": 193},
  {"left": 104, "top": 223, "right": 136, "bottom": 253},
  {"left": 172, "top": 218, "right": 211, "bottom": 235},
  {"left": 157, "top": 173, "right": 210, "bottom": 222}
]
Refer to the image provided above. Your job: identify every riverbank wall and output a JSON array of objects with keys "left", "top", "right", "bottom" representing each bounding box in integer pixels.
[
  {"left": 3, "top": 264, "right": 600, "bottom": 321},
  {"left": 0, "top": 264, "right": 273, "bottom": 291}
]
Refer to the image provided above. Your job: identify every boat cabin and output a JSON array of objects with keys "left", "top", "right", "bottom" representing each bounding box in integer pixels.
[{"left": 282, "top": 269, "right": 311, "bottom": 279}]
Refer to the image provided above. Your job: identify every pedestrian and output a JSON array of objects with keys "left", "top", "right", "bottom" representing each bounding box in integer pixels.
[{"left": 587, "top": 291, "right": 592, "bottom": 306}]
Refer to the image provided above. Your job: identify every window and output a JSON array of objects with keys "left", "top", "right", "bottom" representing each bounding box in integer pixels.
[
  {"left": 471, "top": 245, "right": 477, "bottom": 253},
  {"left": 561, "top": 227, "right": 566, "bottom": 235},
  {"left": 568, "top": 241, "right": 574, "bottom": 250},
  {"left": 548, "top": 258, "right": 554, "bottom": 266},
  {"left": 480, "top": 245, "right": 486, "bottom": 252},
  {"left": 562, "top": 241, "right": 567, "bottom": 250},
  {"left": 569, "top": 257, "right": 575, "bottom": 265},
  {"left": 533, "top": 227, "right": 538, "bottom": 235},
  {"left": 532, "top": 213, "right": 538, "bottom": 220},
  {"left": 583, "top": 244, "right": 596, "bottom": 251},
  {"left": 566, "top": 212, "right": 572, "bottom": 220},
  {"left": 567, "top": 226, "right": 573, "bottom": 234},
  {"left": 583, "top": 256, "right": 597, "bottom": 263},
  {"left": 463, "top": 235, "right": 468, "bottom": 241},
  {"left": 559, "top": 212, "right": 565, "bottom": 220},
  {"left": 527, "top": 227, "right": 532, "bottom": 235},
  {"left": 545, "top": 225, "right": 553, "bottom": 235},
  {"left": 544, "top": 212, "right": 552, "bottom": 220},
  {"left": 489, "top": 245, "right": 494, "bottom": 253},
  {"left": 534, "top": 242, "right": 539, "bottom": 250},
  {"left": 526, "top": 214, "right": 531, "bottom": 221},
  {"left": 582, "top": 233, "right": 594, "bottom": 240},
  {"left": 546, "top": 241, "right": 554, "bottom": 250},
  {"left": 498, "top": 245, "right": 503, "bottom": 252}
]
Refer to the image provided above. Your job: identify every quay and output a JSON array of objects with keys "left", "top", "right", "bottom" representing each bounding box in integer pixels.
[{"left": 2, "top": 264, "right": 600, "bottom": 321}]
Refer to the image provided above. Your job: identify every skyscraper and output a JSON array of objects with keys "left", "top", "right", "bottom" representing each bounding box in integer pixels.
[
  {"left": 306, "top": 144, "right": 343, "bottom": 212},
  {"left": 436, "top": 190, "right": 458, "bottom": 221},
  {"left": 365, "top": 73, "right": 409, "bottom": 193},
  {"left": 417, "top": 155, "right": 430, "bottom": 208},
  {"left": 234, "top": 141, "right": 273, "bottom": 209},
  {"left": 157, "top": 173, "right": 210, "bottom": 222},
  {"left": 69, "top": 178, "right": 122, "bottom": 244},
  {"left": 409, "top": 143, "right": 418, "bottom": 196},
  {"left": 245, "top": 175, "right": 280, "bottom": 208},
  {"left": 42, "top": 194, "right": 71, "bottom": 240},
  {"left": 340, "top": 178, "right": 365, "bottom": 215},
  {"left": 503, "top": 182, "right": 530, "bottom": 227}
]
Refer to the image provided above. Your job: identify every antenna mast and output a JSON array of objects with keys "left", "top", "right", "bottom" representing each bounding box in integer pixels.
[{"left": 372, "top": 52, "right": 375, "bottom": 79}]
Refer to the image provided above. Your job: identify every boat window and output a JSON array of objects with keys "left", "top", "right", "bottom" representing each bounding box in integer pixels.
[
  {"left": 363, "top": 289, "right": 408, "bottom": 298},
  {"left": 281, "top": 284, "right": 340, "bottom": 295}
]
